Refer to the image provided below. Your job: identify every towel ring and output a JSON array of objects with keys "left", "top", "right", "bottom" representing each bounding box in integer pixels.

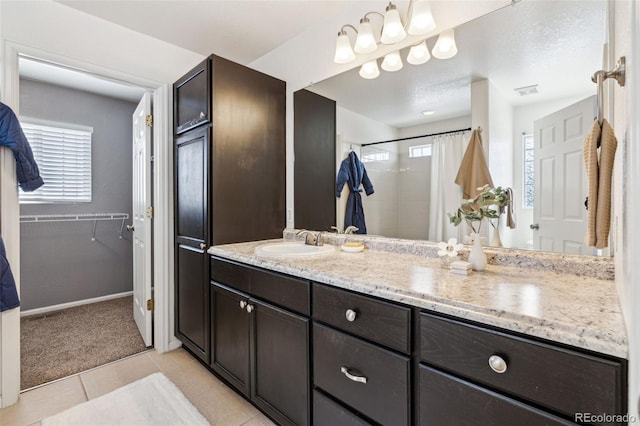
[{"left": 592, "top": 56, "right": 626, "bottom": 124}]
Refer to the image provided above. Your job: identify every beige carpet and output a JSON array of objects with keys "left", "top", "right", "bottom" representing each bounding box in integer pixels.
[{"left": 21, "top": 295, "right": 148, "bottom": 390}]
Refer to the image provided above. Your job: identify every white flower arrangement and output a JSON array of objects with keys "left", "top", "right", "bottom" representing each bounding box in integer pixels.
[{"left": 437, "top": 238, "right": 464, "bottom": 257}]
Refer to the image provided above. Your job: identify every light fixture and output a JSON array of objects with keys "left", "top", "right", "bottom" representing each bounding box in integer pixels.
[
  {"left": 407, "top": 0, "right": 436, "bottom": 35},
  {"left": 380, "top": 2, "right": 406, "bottom": 44},
  {"left": 333, "top": 26, "right": 356, "bottom": 64},
  {"left": 514, "top": 84, "right": 540, "bottom": 96},
  {"left": 359, "top": 60, "right": 380, "bottom": 79},
  {"left": 432, "top": 28, "right": 457, "bottom": 59},
  {"left": 407, "top": 40, "right": 430, "bottom": 65},
  {"left": 422, "top": 110, "right": 435, "bottom": 116},
  {"left": 381, "top": 51, "right": 403, "bottom": 72},
  {"left": 354, "top": 17, "right": 377, "bottom": 54}
]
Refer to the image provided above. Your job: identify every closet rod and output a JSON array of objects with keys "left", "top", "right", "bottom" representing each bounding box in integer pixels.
[
  {"left": 361, "top": 127, "right": 472, "bottom": 147},
  {"left": 19, "top": 213, "right": 129, "bottom": 223}
]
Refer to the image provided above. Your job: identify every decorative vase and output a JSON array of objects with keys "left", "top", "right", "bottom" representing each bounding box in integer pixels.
[
  {"left": 468, "top": 232, "right": 487, "bottom": 271},
  {"left": 490, "top": 225, "right": 503, "bottom": 248}
]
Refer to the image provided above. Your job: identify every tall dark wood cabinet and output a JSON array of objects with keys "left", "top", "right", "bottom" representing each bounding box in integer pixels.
[
  {"left": 173, "top": 56, "right": 285, "bottom": 365},
  {"left": 294, "top": 89, "right": 336, "bottom": 231}
]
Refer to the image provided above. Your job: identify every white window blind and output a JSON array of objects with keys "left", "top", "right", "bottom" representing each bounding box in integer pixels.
[{"left": 19, "top": 120, "right": 93, "bottom": 203}]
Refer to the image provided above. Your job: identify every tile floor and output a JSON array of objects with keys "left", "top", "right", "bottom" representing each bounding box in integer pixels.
[{"left": 1, "top": 348, "right": 276, "bottom": 426}]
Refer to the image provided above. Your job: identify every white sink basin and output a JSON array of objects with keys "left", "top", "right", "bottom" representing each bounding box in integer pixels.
[{"left": 255, "top": 242, "right": 335, "bottom": 258}]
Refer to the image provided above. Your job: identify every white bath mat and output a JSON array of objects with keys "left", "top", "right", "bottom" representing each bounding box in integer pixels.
[{"left": 42, "top": 372, "right": 209, "bottom": 426}]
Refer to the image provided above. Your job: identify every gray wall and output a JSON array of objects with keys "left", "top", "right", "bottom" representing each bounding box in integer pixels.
[{"left": 19, "top": 79, "right": 137, "bottom": 310}]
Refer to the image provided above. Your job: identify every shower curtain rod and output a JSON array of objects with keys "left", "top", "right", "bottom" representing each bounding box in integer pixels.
[{"left": 361, "top": 127, "right": 472, "bottom": 147}]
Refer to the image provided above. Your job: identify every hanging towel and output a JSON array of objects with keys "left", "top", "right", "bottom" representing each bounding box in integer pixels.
[
  {"left": 0, "top": 102, "right": 44, "bottom": 191},
  {"left": 583, "top": 120, "right": 600, "bottom": 247},
  {"left": 595, "top": 119, "right": 617, "bottom": 249},
  {"left": 0, "top": 102, "right": 44, "bottom": 311},
  {"left": 455, "top": 129, "right": 494, "bottom": 199},
  {"left": 504, "top": 187, "right": 517, "bottom": 229},
  {"left": 336, "top": 151, "right": 374, "bottom": 234},
  {"left": 583, "top": 118, "right": 617, "bottom": 249}
]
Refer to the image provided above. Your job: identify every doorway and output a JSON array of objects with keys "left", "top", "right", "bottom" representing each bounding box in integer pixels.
[{"left": 17, "top": 56, "right": 152, "bottom": 390}]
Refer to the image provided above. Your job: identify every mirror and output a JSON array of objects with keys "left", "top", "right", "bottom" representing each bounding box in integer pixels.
[{"left": 305, "top": 0, "right": 608, "bottom": 255}]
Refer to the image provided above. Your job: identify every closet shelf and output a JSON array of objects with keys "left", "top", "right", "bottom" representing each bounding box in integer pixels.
[{"left": 19, "top": 213, "right": 129, "bottom": 223}]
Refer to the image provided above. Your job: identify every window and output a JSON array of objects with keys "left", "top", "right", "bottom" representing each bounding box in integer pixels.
[
  {"left": 409, "top": 144, "right": 432, "bottom": 158},
  {"left": 361, "top": 147, "right": 390, "bottom": 162},
  {"left": 19, "top": 119, "right": 93, "bottom": 203},
  {"left": 522, "top": 134, "right": 534, "bottom": 209}
]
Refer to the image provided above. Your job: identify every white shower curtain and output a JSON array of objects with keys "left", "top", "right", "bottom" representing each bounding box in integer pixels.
[{"left": 428, "top": 131, "right": 470, "bottom": 242}]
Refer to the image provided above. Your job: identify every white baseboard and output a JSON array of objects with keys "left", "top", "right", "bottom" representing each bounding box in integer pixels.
[{"left": 20, "top": 291, "right": 134, "bottom": 318}]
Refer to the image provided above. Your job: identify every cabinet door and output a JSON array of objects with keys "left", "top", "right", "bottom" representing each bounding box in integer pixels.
[
  {"left": 175, "top": 244, "right": 209, "bottom": 362},
  {"left": 250, "top": 299, "right": 310, "bottom": 426},
  {"left": 210, "top": 283, "right": 250, "bottom": 397},
  {"left": 175, "top": 127, "right": 210, "bottom": 362},
  {"left": 174, "top": 57, "right": 211, "bottom": 134}
]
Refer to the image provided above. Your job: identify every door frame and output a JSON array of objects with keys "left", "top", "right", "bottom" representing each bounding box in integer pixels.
[{"left": 0, "top": 42, "right": 178, "bottom": 407}]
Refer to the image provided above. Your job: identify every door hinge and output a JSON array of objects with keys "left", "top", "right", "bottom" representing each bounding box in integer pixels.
[
  {"left": 146, "top": 206, "right": 154, "bottom": 219},
  {"left": 146, "top": 115, "right": 153, "bottom": 127},
  {"left": 147, "top": 299, "right": 154, "bottom": 311}
]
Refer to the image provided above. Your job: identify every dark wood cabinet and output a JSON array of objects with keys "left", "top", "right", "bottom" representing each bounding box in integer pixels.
[
  {"left": 294, "top": 89, "right": 336, "bottom": 231},
  {"left": 174, "top": 58, "right": 211, "bottom": 134},
  {"left": 174, "top": 55, "right": 285, "bottom": 364},
  {"left": 209, "top": 259, "right": 310, "bottom": 426},
  {"left": 419, "top": 313, "right": 625, "bottom": 423},
  {"left": 210, "top": 283, "right": 250, "bottom": 396},
  {"left": 174, "top": 127, "right": 210, "bottom": 363},
  {"left": 252, "top": 299, "right": 309, "bottom": 426}
]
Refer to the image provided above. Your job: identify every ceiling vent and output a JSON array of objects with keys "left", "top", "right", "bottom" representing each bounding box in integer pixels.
[{"left": 514, "top": 84, "right": 539, "bottom": 96}]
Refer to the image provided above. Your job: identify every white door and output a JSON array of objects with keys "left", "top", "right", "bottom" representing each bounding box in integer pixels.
[
  {"left": 132, "top": 93, "right": 153, "bottom": 346},
  {"left": 533, "top": 95, "right": 597, "bottom": 255}
]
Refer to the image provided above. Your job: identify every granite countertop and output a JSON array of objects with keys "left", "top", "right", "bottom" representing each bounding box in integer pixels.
[{"left": 208, "top": 239, "right": 628, "bottom": 359}]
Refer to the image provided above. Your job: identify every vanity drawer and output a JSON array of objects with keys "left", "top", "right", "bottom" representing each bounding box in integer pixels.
[
  {"left": 313, "top": 323, "right": 410, "bottom": 426},
  {"left": 250, "top": 267, "right": 310, "bottom": 316},
  {"left": 313, "top": 390, "right": 372, "bottom": 426},
  {"left": 419, "top": 313, "right": 625, "bottom": 421},
  {"left": 211, "top": 257, "right": 309, "bottom": 315},
  {"left": 312, "top": 284, "right": 411, "bottom": 353},
  {"left": 419, "top": 364, "right": 576, "bottom": 426}
]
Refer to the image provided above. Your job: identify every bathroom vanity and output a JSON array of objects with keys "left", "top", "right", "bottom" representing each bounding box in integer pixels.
[{"left": 193, "top": 234, "right": 627, "bottom": 426}]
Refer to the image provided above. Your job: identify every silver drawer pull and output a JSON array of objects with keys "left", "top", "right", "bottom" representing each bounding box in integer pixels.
[
  {"left": 341, "top": 366, "right": 367, "bottom": 384},
  {"left": 246, "top": 304, "right": 254, "bottom": 313},
  {"left": 488, "top": 355, "right": 508, "bottom": 374},
  {"left": 345, "top": 309, "right": 357, "bottom": 322},
  {"left": 199, "top": 243, "right": 207, "bottom": 250},
  {"left": 239, "top": 300, "right": 247, "bottom": 310}
]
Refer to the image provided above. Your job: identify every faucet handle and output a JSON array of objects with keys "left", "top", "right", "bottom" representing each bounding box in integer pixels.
[
  {"left": 344, "top": 226, "right": 359, "bottom": 234},
  {"left": 330, "top": 226, "right": 341, "bottom": 233}
]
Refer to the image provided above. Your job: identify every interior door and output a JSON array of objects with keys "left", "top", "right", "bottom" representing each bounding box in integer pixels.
[
  {"left": 533, "top": 95, "right": 596, "bottom": 255},
  {"left": 132, "top": 93, "right": 153, "bottom": 346}
]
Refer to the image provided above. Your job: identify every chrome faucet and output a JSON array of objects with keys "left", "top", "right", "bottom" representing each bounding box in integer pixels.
[
  {"left": 296, "top": 230, "right": 323, "bottom": 246},
  {"left": 344, "top": 226, "right": 359, "bottom": 234}
]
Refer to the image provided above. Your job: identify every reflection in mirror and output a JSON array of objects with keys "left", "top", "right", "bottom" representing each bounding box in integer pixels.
[{"left": 307, "top": 0, "right": 608, "bottom": 256}]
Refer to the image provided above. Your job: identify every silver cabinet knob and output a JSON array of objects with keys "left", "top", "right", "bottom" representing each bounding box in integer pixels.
[
  {"left": 246, "top": 304, "right": 254, "bottom": 313},
  {"left": 345, "top": 309, "right": 357, "bottom": 322},
  {"left": 488, "top": 355, "right": 508, "bottom": 374},
  {"left": 239, "top": 300, "right": 247, "bottom": 310},
  {"left": 530, "top": 223, "right": 539, "bottom": 230},
  {"left": 199, "top": 243, "right": 207, "bottom": 250},
  {"left": 126, "top": 225, "right": 135, "bottom": 232},
  {"left": 340, "top": 366, "right": 367, "bottom": 384}
]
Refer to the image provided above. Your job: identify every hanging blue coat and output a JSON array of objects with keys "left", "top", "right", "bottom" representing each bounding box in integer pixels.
[
  {"left": 336, "top": 151, "right": 374, "bottom": 234},
  {"left": 0, "top": 102, "right": 44, "bottom": 312}
]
